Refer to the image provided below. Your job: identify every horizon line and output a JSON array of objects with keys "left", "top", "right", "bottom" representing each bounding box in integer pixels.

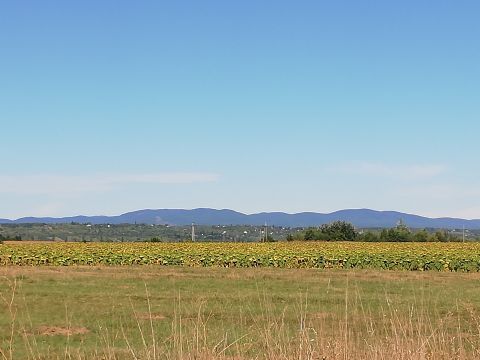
[{"left": 1, "top": 207, "right": 479, "bottom": 222}]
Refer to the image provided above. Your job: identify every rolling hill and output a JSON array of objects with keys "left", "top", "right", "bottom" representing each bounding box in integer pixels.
[{"left": 1, "top": 208, "right": 480, "bottom": 229}]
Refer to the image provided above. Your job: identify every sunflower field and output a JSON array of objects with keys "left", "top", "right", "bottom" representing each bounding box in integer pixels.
[{"left": 1, "top": 241, "right": 480, "bottom": 271}]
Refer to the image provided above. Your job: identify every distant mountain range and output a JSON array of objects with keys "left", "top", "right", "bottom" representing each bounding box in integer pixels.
[{"left": 1, "top": 208, "right": 480, "bottom": 229}]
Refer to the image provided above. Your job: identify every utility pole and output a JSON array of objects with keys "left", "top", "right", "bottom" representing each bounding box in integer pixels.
[
  {"left": 191, "top": 223, "right": 196, "bottom": 242},
  {"left": 463, "top": 224, "right": 465, "bottom": 243}
]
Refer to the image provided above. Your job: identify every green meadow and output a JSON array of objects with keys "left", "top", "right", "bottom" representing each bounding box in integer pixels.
[{"left": 1, "top": 266, "right": 480, "bottom": 359}]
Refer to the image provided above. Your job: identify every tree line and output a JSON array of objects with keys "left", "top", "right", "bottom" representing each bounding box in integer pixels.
[
  {"left": 0, "top": 234, "right": 22, "bottom": 242},
  {"left": 286, "top": 221, "right": 466, "bottom": 242}
]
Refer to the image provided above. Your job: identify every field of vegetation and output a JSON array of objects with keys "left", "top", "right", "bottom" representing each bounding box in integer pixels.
[
  {"left": 1, "top": 266, "right": 480, "bottom": 359},
  {"left": 2, "top": 241, "right": 480, "bottom": 271},
  {"left": 2, "top": 241, "right": 480, "bottom": 358}
]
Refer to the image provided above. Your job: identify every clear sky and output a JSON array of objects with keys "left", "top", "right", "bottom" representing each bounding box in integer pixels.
[{"left": 1, "top": 1, "right": 479, "bottom": 219}]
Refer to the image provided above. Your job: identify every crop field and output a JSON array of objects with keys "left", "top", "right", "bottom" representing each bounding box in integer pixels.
[
  {"left": 2, "top": 243, "right": 480, "bottom": 359},
  {"left": 1, "top": 241, "right": 480, "bottom": 271}
]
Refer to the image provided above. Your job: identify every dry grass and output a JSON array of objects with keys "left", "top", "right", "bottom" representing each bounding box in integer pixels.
[{"left": 1, "top": 266, "right": 480, "bottom": 359}]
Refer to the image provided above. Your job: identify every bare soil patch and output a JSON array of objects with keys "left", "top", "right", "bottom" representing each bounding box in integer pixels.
[{"left": 37, "top": 326, "right": 89, "bottom": 336}]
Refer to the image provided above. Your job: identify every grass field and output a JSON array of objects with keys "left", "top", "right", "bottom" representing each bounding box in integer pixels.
[{"left": 1, "top": 265, "right": 480, "bottom": 359}]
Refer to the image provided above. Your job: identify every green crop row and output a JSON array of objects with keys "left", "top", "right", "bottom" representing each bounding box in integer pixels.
[{"left": 1, "top": 242, "right": 480, "bottom": 271}]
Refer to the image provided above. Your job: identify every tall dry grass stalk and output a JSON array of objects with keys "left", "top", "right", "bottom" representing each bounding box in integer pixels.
[
  {"left": 1, "top": 280, "right": 480, "bottom": 359},
  {"left": 107, "top": 282, "right": 480, "bottom": 360}
]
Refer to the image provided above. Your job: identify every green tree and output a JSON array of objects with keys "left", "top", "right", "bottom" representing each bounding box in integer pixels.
[
  {"left": 265, "top": 234, "right": 276, "bottom": 242},
  {"left": 413, "top": 230, "right": 429, "bottom": 242},
  {"left": 319, "top": 221, "right": 357, "bottom": 241},
  {"left": 380, "top": 227, "right": 411, "bottom": 242},
  {"left": 434, "top": 230, "right": 450, "bottom": 242},
  {"left": 358, "top": 231, "right": 380, "bottom": 242},
  {"left": 304, "top": 228, "right": 318, "bottom": 241}
]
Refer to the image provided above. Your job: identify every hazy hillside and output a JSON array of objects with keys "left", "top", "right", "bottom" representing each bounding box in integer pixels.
[{"left": 1, "top": 208, "right": 480, "bottom": 229}]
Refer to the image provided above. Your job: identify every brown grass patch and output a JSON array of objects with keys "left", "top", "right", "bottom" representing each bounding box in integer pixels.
[
  {"left": 135, "top": 312, "right": 167, "bottom": 321},
  {"left": 37, "top": 326, "right": 89, "bottom": 336},
  {"left": 311, "top": 312, "right": 332, "bottom": 320}
]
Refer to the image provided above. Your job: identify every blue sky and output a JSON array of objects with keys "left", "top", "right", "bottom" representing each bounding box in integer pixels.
[{"left": 1, "top": 1, "right": 479, "bottom": 219}]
